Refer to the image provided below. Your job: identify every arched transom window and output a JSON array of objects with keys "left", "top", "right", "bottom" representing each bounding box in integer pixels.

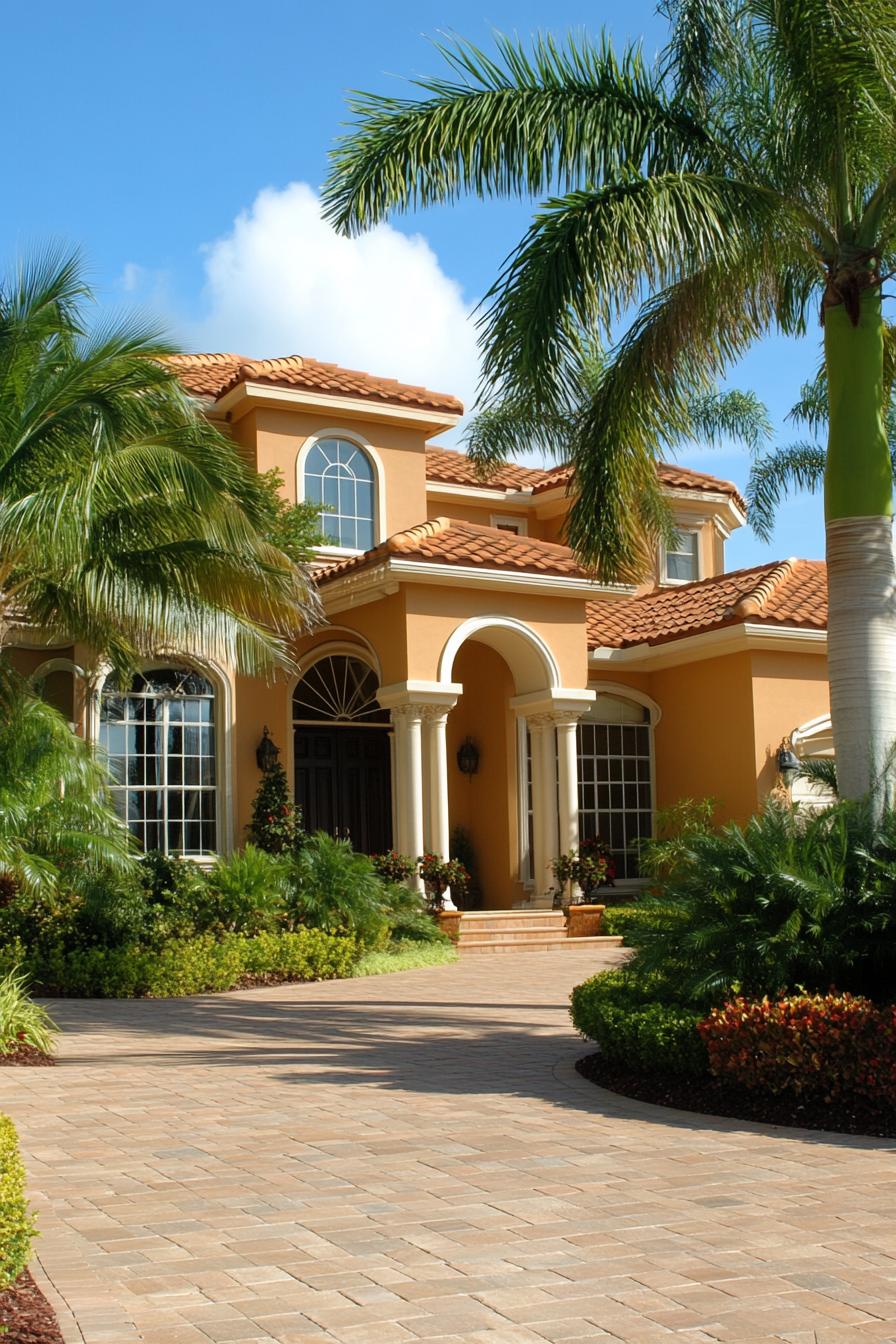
[
  {"left": 100, "top": 667, "right": 217, "bottom": 856},
  {"left": 578, "top": 694, "right": 654, "bottom": 879},
  {"left": 293, "top": 655, "right": 389, "bottom": 724},
  {"left": 304, "top": 438, "right": 375, "bottom": 550}
]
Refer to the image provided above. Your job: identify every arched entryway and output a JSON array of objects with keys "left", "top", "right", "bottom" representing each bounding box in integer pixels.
[{"left": 292, "top": 653, "right": 393, "bottom": 853}]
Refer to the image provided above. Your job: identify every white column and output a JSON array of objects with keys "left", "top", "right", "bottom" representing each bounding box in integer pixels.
[
  {"left": 528, "top": 717, "right": 559, "bottom": 898},
  {"left": 391, "top": 705, "right": 425, "bottom": 890},
  {"left": 424, "top": 706, "right": 456, "bottom": 910},
  {"left": 555, "top": 714, "right": 581, "bottom": 858}
]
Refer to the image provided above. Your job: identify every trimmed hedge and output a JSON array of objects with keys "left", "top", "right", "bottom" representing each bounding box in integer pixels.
[
  {"left": 570, "top": 969, "right": 708, "bottom": 1077},
  {"left": 600, "top": 904, "right": 677, "bottom": 941},
  {"left": 0, "top": 1115, "right": 34, "bottom": 1292},
  {"left": 0, "top": 929, "right": 357, "bottom": 998}
]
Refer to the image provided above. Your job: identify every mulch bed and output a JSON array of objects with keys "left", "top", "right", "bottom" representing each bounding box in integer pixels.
[
  {"left": 0, "top": 1270, "right": 64, "bottom": 1344},
  {"left": 576, "top": 1053, "right": 896, "bottom": 1139},
  {"left": 0, "top": 1044, "right": 54, "bottom": 1066}
]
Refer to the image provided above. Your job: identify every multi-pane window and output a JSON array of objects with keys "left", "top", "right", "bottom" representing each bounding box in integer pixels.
[
  {"left": 304, "top": 438, "right": 375, "bottom": 550},
  {"left": 99, "top": 668, "right": 217, "bottom": 856},
  {"left": 578, "top": 696, "right": 653, "bottom": 879},
  {"left": 662, "top": 530, "right": 700, "bottom": 583}
]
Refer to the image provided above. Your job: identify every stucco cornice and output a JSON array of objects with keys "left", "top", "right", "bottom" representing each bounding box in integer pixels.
[
  {"left": 320, "top": 555, "right": 637, "bottom": 615},
  {"left": 217, "top": 380, "right": 460, "bottom": 434},
  {"left": 589, "top": 620, "right": 827, "bottom": 671}
]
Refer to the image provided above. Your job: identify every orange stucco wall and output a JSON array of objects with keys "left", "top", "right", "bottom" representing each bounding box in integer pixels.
[
  {"left": 230, "top": 405, "right": 430, "bottom": 539},
  {"left": 447, "top": 641, "right": 521, "bottom": 909},
  {"left": 750, "top": 650, "right": 830, "bottom": 799}
]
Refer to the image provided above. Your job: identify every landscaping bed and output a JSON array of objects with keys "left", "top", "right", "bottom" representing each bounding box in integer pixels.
[
  {"left": 0, "top": 1270, "right": 64, "bottom": 1344},
  {"left": 575, "top": 1054, "right": 896, "bottom": 1138},
  {"left": 0, "top": 1044, "right": 53, "bottom": 1067}
]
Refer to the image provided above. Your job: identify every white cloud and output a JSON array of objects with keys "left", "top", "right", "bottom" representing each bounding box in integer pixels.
[{"left": 186, "top": 182, "right": 481, "bottom": 414}]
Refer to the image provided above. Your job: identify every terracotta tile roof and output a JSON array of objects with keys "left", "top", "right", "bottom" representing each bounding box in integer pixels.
[
  {"left": 587, "top": 559, "right": 827, "bottom": 649},
  {"left": 424, "top": 448, "right": 746, "bottom": 512},
  {"left": 317, "top": 517, "right": 591, "bottom": 583},
  {"left": 169, "top": 353, "right": 463, "bottom": 414}
]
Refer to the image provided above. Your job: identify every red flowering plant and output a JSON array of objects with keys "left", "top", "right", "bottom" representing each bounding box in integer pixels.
[
  {"left": 417, "top": 853, "right": 470, "bottom": 912},
  {"left": 698, "top": 993, "right": 896, "bottom": 1106},
  {"left": 247, "top": 764, "right": 304, "bottom": 854},
  {"left": 370, "top": 851, "right": 416, "bottom": 885},
  {"left": 551, "top": 837, "right": 614, "bottom": 908}
]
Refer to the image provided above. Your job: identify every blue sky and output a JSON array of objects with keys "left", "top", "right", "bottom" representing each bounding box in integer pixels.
[{"left": 3, "top": 0, "right": 830, "bottom": 569}]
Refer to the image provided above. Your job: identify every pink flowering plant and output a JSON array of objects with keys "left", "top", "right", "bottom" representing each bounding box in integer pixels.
[{"left": 370, "top": 851, "right": 416, "bottom": 885}]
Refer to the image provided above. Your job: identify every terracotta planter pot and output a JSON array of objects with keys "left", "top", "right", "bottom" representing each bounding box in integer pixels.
[
  {"left": 566, "top": 904, "right": 606, "bottom": 938},
  {"left": 438, "top": 910, "right": 462, "bottom": 943}
]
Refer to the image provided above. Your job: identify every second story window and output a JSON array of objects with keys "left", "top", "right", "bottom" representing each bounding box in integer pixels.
[
  {"left": 662, "top": 530, "right": 700, "bottom": 584},
  {"left": 304, "top": 438, "right": 375, "bottom": 551}
]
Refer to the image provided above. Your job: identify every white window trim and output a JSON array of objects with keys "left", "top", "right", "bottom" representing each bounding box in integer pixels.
[
  {"left": 94, "top": 657, "right": 234, "bottom": 861},
  {"left": 296, "top": 428, "right": 387, "bottom": 552},
  {"left": 490, "top": 513, "right": 528, "bottom": 536},
  {"left": 659, "top": 527, "right": 702, "bottom": 586},
  {"left": 581, "top": 683, "right": 661, "bottom": 883}
]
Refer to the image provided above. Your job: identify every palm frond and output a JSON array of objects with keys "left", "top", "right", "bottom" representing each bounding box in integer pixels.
[
  {"left": 746, "top": 442, "right": 827, "bottom": 541},
  {"left": 323, "top": 31, "right": 723, "bottom": 235}
]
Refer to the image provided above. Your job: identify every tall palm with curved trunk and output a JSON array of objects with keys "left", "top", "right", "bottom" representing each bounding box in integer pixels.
[
  {"left": 324, "top": 3, "right": 896, "bottom": 803},
  {"left": 0, "top": 251, "right": 318, "bottom": 676}
]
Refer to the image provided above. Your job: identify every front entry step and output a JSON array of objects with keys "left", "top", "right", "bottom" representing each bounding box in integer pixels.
[{"left": 454, "top": 909, "right": 622, "bottom": 953}]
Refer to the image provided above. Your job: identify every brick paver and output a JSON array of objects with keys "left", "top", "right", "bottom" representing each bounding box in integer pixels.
[{"left": 3, "top": 948, "right": 896, "bottom": 1343}]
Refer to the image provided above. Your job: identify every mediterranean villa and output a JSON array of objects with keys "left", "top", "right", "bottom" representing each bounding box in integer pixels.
[{"left": 9, "top": 353, "right": 831, "bottom": 907}]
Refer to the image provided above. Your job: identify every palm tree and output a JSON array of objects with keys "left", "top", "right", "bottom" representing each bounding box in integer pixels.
[
  {"left": 323, "top": 5, "right": 896, "bottom": 803},
  {"left": 0, "top": 666, "right": 132, "bottom": 896},
  {"left": 0, "top": 251, "right": 318, "bottom": 676}
]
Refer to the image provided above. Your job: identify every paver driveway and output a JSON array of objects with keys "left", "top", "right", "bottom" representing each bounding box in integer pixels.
[{"left": 4, "top": 948, "right": 896, "bottom": 1344}]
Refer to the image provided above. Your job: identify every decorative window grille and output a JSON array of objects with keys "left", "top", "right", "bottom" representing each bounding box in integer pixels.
[
  {"left": 304, "top": 438, "right": 375, "bottom": 550},
  {"left": 292, "top": 656, "right": 389, "bottom": 725},
  {"left": 577, "top": 696, "right": 653, "bottom": 879},
  {"left": 99, "top": 668, "right": 217, "bottom": 856}
]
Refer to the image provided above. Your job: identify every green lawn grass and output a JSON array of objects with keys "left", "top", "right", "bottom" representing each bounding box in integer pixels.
[{"left": 353, "top": 940, "right": 458, "bottom": 976}]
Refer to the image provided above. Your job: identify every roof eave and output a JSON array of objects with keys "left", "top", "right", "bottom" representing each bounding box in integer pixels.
[
  {"left": 216, "top": 380, "right": 462, "bottom": 433},
  {"left": 589, "top": 620, "right": 827, "bottom": 671}
]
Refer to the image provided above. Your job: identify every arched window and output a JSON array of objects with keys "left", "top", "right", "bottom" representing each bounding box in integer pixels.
[
  {"left": 578, "top": 694, "right": 654, "bottom": 879},
  {"left": 303, "top": 438, "right": 375, "bottom": 550},
  {"left": 293, "top": 655, "right": 389, "bottom": 724},
  {"left": 99, "top": 667, "right": 217, "bottom": 856}
]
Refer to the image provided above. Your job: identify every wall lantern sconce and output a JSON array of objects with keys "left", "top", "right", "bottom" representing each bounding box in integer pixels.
[
  {"left": 776, "top": 738, "right": 800, "bottom": 787},
  {"left": 457, "top": 736, "right": 480, "bottom": 777},
  {"left": 256, "top": 725, "right": 281, "bottom": 773}
]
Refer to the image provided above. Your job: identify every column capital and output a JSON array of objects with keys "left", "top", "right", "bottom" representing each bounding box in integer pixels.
[
  {"left": 378, "top": 679, "right": 462, "bottom": 714},
  {"left": 510, "top": 687, "right": 595, "bottom": 720}
]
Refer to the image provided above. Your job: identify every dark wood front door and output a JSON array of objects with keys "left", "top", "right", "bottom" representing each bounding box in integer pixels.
[{"left": 294, "top": 726, "right": 393, "bottom": 854}]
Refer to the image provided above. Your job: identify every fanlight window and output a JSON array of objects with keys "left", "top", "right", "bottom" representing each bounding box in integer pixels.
[
  {"left": 304, "top": 438, "right": 375, "bottom": 550},
  {"left": 293, "top": 655, "right": 388, "bottom": 725},
  {"left": 577, "top": 694, "right": 653, "bottom": 880},
  {"left": 99, "top": 667, "right": 217, "bottom": 856}
]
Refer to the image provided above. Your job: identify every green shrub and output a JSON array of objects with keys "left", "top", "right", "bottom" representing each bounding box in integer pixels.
[
  {"left": 570, "top": 969, "right": 707, "bottom": 1077},
  {"left": 138, "top": 850, "right": 212, "bottom": 941},
  {"left": 13, "top": 929, "right": 357, "bottom": 997},
  {"left": 0, "top": 1115, "right": 35, "bottom": 1291},
  {"left": 247, "top": 761, "right": 304, "bottom": 854},
  {"left": 75, "top": 869, "right": 148, "bottom": 947},
  {"left": 626, "top": 799, "right": 896, "bottom": 1004},
  {"left": 382, "top": 884, "right": 449, "bottom": 943},
  {"left": 600, "top": 904, "right": 677, "bottom": 941},
  {"left": 205, "top": 845, "right": 289, "bottom": 934},
  {"left": 0, "top": 969, "right": 56, "bottom": 1055},
  {"left": 288, "top": 833, "right": 389, "bottom": 947}
]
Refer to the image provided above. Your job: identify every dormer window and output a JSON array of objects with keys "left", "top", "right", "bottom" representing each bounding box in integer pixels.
[
  {"left": 662, "top": 529, "right": 700, "bottom": 584},
  {"left": 304, "top": 437, "right": 375, "bottom": 551}
]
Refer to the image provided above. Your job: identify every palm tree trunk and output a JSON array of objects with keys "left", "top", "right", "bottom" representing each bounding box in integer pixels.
[{"left": 824, "top": 287, "right": 896, "bottom": 804}]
